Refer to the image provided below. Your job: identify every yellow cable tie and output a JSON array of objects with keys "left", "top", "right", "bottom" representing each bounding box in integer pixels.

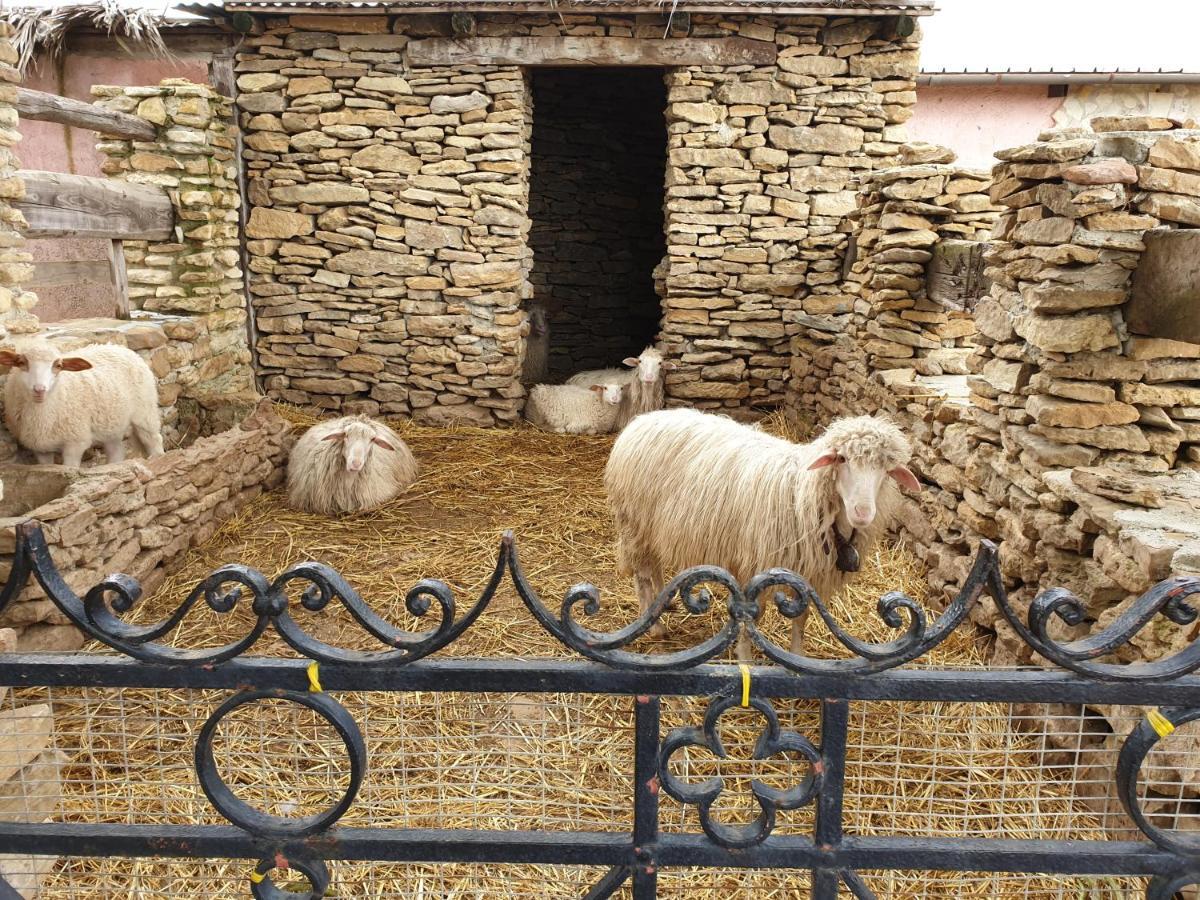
[
  {"left": 739, "top": 664, "right": 751, "bottom": 709},
  {"left": 1147, "top": 708, "right": 1175, "bottom": 738},
  {"left": 249, "top": 870, "right": 266, "bottom": 885},
  {"left": 307, "top": 661, "right": 323, "bottom": 694}
]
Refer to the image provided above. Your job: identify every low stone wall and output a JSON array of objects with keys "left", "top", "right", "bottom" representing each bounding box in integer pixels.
[
  {"left": 0, "top": 22, "right": 37, "bottom": 338},
  {"left": 0, "top": 398, "right": 293, "bottom": 650},
  {"left": 0, "top": 313, "right": 255, "bottom": 463}
]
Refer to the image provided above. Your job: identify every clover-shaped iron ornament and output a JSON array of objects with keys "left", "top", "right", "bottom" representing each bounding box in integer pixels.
[{"left": 658, "top": 690, "right": 823, "bottom": 849}]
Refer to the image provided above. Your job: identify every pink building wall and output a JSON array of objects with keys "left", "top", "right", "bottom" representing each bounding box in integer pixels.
[
  {"left": 20, "top": 49, "right": 211, "bottom": 321},
  {"left": 907, "top": 84, "right": 1061, "bottom": 169}
]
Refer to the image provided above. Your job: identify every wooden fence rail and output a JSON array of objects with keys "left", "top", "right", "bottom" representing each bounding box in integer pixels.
[{"left": 15, "top": 87, "right": 157, "bottom": 142}]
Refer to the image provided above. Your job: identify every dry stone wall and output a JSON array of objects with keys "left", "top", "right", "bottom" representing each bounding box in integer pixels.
[
  {"left": 237, "top": 12, "right": 921, "bottom": 421},
  {"left": 0, "top": 399, "right": 293, "bottom": 651},
  {"left": 0, "top": 22, "right": 37, "bottom": 338}
]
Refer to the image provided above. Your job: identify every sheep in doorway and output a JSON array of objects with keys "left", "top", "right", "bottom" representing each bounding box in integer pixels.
[
  {"left": 603, "top": 409, "right": 921, "bottom": 658},
  {"left": 521, "top": 304, "right": 549, "bottom": 386},
  {"left": 287, "top": 415, "right": 418, "bottom": 516},
  {"left": 525, "top": 381, "right": 625, "bottom": 435},
  {"left": 567, "top": 346, "right": 671, "bottom": 428},
  {"left": 0, "top": 337, "right": 163, "bottom": 467}
]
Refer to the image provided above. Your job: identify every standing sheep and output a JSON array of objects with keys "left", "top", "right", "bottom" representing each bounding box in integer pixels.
[
  {"left": 566, "top": 346, "right": 671, "bottom": 428},
  {"left": 0, "top": 338, "right": 163, "bottom": 467},
  {"left": 525, "top": 381, "right": 625, "bottom": 435},
  {"left": 604, "top": 409, "right": 921, "bottom": 658},
  {"left": 521, "top": 304, "right": 549, "bottom": 387},
  {"left": 287, "top": 415, "right": 418, "bottom": 516}
]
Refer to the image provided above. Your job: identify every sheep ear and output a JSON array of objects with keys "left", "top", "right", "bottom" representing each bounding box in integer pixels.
[
  {"left": 0, "top": 351, "right": 26, "bottom": 369},
  {"left": 321, "top": 431, "right": 345, "bottom": 442},
  {"left": 588, "top": 384, "right": 604, "bottom": 394},
  {"left": 622, "top": 357, "right": 639, "bottom": 367},
  {"left": 57, "top": 357, "right": 92, "bottom": 372},
  {"left": 371, "top": 436, "right": 396, "bottom": 451},
  {"left": 889, "top": 465, "right": 922, "bottom": 492},
  {"left": 807, "top": 452, "right": 840, "bottom": 471}
]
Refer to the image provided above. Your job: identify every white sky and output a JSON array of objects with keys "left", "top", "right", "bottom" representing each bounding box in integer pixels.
[{"left": 920, "top": 0, "right": 1200, "bottom": 74}]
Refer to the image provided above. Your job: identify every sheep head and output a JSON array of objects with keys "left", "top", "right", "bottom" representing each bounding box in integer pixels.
[
  {"left": 528, "top": 305, "right": 548, "bottom": 337},
  {"left": 322, "top": 417, "right": 397, "bottom": 474},
  {"left": 807, "top": 415, "right": 921, "bottom": 530},
  {"left": 0, "top": 340, "right": 92, "bottom": 405},
  {"left": 588, "top": 382, "right": 624, "bottom": 405},
  {"left": 621, "top": 347, "right": 673, "bottom": 385}
]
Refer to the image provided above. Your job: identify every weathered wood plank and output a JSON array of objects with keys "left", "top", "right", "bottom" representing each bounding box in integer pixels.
[
  {"left": 407, "top": 36, "right": 777, "bottom": 67},
  {"left": 107, "top": 239, "right": 130, "bottom": 319},
  {"left": 16, "top": 88, "right": 157, "bottom": 142},
  {"left": 14, "top": 171, "right": 173, "bottom": 241},
  {"left": 1128, "top": 230, "right": 1200, "bottom": 346},
  {"left": 25, "top": 259, "right": 115, "bottom": 290},
  {"left": 926, "top": 240, "right": 989, "bottom": 312}
]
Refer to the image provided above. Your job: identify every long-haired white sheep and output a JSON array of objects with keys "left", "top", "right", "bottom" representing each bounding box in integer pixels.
[
  {"left": 0, "top": 338, "right": 163, "bottom": 467},
  {"left": 566, "top": 346, "right": 671, "bottom": 428},
  {"left": 604, "top": 409, "right": 921, "bottom": 657},
  {"left": 525, "top": 381, "right": 624, "bottom": 435},
  {"left": 521, "top": 304, "right": 549, "bottom": 386},
  {"left": 287, "top": 415, "right": 418, "bottom": 516}
]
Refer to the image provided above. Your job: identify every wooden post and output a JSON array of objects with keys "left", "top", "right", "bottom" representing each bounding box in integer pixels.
[{"left": 107, "top": 239, "right": 130, "bottom": 319}]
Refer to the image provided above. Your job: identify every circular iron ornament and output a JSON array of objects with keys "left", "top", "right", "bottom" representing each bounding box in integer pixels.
[
  {"left": 1146, "top": 871, "right": 1200, "bottom": 900},
  {"left": 658, "top": 690, "right": 822, "bottom": 849},
  {"left": 250, "top": 852, "right": 330, "bottom": 900},
  {"left": 1116, "top": 705, "right": 1200, "bottom": 859},
  {"left": 195, "top": 689, "right": 366, "bottom": 839}
]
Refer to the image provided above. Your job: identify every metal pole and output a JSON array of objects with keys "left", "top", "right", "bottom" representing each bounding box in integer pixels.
[
  {"left": 812, "top": 699, "right": 850, "bottom": 900},
  {"left": 632, "top": 694, "right": 661, "bottom": 899}
]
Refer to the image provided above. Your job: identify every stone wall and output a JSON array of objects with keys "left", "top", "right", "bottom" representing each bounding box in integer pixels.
[
  {"left": 788, "top": 124, "right": 1200, "bottom": 671},
  {"left": 237, "top": 12, "right": 921, "bottom": 422},
  {"left": 528, "top": 67, "right": 666, "bottom": 381},
  {"left": 0, "top": 398, "right": 293, "bottom": 650},
  {"left": 0, "top": 22, "right": 37, "bottom": 338}
]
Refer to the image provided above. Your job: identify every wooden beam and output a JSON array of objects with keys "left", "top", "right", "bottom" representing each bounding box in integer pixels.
[
  {"left": 107, "top": 240, "right": 131, "bottom": 319},
  {"left": 407, "top": 36, "right": 778, "bottom": 67},
  {"left": 14, "top": 171, "right": 174, "bottom": 241},
  {"left": 16, "top": 88, "right": 157, "bottom": 142}
]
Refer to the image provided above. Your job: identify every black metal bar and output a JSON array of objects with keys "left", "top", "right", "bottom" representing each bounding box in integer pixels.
[
  {"left": 0, "top": 875, "right": 21, "bottom": 900},
  {"left": 632, "top": 695, "right": 660, "bottom": 899},
  {"left": 812, "top": 699, "right": 850, "bottom": 900},
  {"left": 581, "top": 865, "right": 631, "bottom": 900},
  {"left": 9, "top": 655, "right": 1200, "bottom": 706},
  {"left": 0, "top": 823, "right": 1179, "bottom": 876}
]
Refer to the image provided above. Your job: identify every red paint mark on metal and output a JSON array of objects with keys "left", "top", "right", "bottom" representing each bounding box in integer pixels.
[
  {"left": 274, "top": 851, "right": 289, "bottom": 871},
  {"left": 813, "top": 760, "right": 825, "bottom": 775},
  {"left": 637, "top": 694, "right": 651, "bottom": 704},
  {"left": 646, "top": 775, "right": 660, "bottom": 795}
]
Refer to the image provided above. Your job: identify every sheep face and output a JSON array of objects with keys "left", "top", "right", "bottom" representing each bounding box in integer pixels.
[
  {"left": 588, "top": 382, "right": 624, "bottom": 406},
  {"left": 621, "top": 348, "right": 671, "bottom": 385},
  {"left": 529, "top": 305, "right": 548, "bottom": 337},
  {"left": 808, "top": 452, "right": 921, "bottom": 530},
  {"left": 323, "top": 420, "right": 396, "bottom": 474},
  {"left": 0, "top": 344, "right": 92, "bottom": 405}
]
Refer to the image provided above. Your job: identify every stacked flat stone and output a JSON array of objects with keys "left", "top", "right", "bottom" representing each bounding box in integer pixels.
[
  {"left": 0, "top": 400, "right": 293, "bottom": 650},
  {"left": 0, "top": 22, "right": 38, "bottom": 338},
  {"left": 838, "top": 143, "right": 997, "bottom": 380},
  {"left": 91, "top": 80, "right": 252, "bottom": 401},
  {"left": 0, "top": 632, "right": 64, "bottom": 897},
  {"left": 235, "top": 13, "right": 920, "bottom": 421}
]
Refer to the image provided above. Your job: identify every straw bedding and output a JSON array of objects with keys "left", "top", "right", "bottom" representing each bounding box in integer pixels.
[{"left": 19, "top": 408, "right": 1139, "bottom": 898}]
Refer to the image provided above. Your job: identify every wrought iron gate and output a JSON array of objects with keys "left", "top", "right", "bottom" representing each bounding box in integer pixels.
[{"left": 2, "top": 518, "right": 1200, "bottom": 898}]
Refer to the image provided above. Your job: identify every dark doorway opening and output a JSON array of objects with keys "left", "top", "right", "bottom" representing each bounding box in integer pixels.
[{"left": 528, "top": 67, "right": 668, "bottom": 382}]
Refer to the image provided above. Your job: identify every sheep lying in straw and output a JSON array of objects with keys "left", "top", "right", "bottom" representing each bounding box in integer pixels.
[
  {"left": 521, "top": 304, "right": 549, "bottom": 386},
  {"left": 525, "top": 382, "right": 625, "bottom": 435},
  {"left": 604, "top": 409, "right": 921, "bottom": 658},
  {"left": 287, "top": 415, "right": 418, "bottom": 516},
  {"left": 0, "top": 337, "right": 163, "bottom": 467},
  {"left": 566, "top": 346, "right": 671, "bottom": 428}
]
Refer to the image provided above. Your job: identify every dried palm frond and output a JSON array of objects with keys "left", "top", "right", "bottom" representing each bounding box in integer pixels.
[{"left": 2, "top": 1, "right": 173, "bottom": 74}]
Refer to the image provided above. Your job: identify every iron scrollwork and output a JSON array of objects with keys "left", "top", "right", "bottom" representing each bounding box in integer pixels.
[{"left": 658, "top": 690, "right": 822, "bottom": 849}]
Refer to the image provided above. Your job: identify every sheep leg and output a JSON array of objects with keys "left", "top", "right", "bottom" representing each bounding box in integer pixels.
[
  {"left": 103, "top": 439, "right": 126, "bottom": 465},
  {"left": 60, "top": 443, "right": 88, "bottom": 469},
  {"left": 789, "top": 607, "right": 811, "bottom": 655},
  {"left": 636, "top": 567, "right": 667, "bottom": 640},
  {"left": 34, "top": 452, "right": 54, "bottom": 465},
  {"left": 132, "top": 421, "right": 164, "bottom": 458}
]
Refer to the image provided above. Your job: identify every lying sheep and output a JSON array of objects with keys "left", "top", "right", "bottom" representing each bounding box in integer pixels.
[
  {"left": 521, "top": 304, "right": 550, "bottom": 386},
  {"left": 566, "top": 346, "right": 670, "bottom": 428},
  {"left": 525, "top": 382, "right": 625, "bottom": 435},
  {"left": 604, "top": 409, "right": 921, "bottom": 658},
  {"left": 287, "top": 415, "right": 418, "bottom": 516},
  {"left": 0, "top": 337, "right": 163, "bottom": 467}
]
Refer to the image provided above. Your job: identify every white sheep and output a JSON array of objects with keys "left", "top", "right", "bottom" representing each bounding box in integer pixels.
[
  {"left": 0, "top": 338, "right": 163, "bottom": 468},
  {"left": 604, "top": 409, "right": 921, "bottom": 658},
  {"left": 521, "top": 304, "right": 549, "bottom": 386},
  {"left": 525, "top": 382, "right": 625, "bottom": 435},
  {"left": 566, "top": 346, "right": 671, "bottom": 428},
  {"left": 287, "top": 415, "right": 418, "bottom": 516}
]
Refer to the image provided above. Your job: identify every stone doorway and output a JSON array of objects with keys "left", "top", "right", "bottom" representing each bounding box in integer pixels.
[{"left": 527, "top": 67, "right": 668, "bottom": 382}]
